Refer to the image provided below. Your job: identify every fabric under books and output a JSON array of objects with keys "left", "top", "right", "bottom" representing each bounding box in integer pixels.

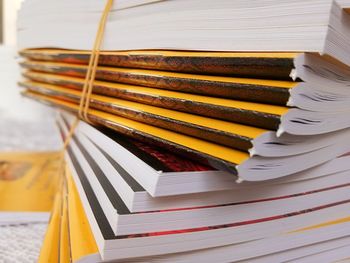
[{"left": 17, "top": 0, "right": 350, "bottom": 67}]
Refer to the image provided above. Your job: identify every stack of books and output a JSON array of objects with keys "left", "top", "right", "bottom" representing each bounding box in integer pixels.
[{"left": 17, "top": 0, "right": 350, "bottom": 262}]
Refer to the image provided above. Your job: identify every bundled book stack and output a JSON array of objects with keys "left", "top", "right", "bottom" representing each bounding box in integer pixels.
[{"left": 17, "top": 0, "right": 350, "bottom": 262}]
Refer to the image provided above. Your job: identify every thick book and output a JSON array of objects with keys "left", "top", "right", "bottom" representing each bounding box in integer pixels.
[
  {"left": 22, "top": 90, "right": 350, "bottom": 181},
  {"left": 19, "top": 49, "right": 297, "bottom": 79},
  {"left": 17, "top": 0, "right": 350, "bottom": 67}
]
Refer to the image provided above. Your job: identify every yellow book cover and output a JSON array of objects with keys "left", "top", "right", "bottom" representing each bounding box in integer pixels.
[
  {"left": 38, "top": 188, "right": 62, "bottom": 263},
  {"left": 66, "top": 165, "right": 100, "bottom": 263},
  {"left": 0, "top": 151, "right": 61, "bottom": 212}
]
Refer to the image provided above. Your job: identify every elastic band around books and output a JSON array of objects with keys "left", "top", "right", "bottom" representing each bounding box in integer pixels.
[
  {"left": 79, "top": 0, "right": 114, "bottom": 122},
  {"left": 62, "top": 0, "right": 114, "bottom": 153}
]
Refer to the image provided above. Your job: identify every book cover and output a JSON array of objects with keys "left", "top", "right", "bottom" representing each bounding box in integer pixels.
[
  {"left": 66, "top": 166, "right": 100, "bottom": 263},
  {"left": 37, "top": 189, "right": 62, "bottom": 263},
  {"left": 0, "top": 151, "right": 61, "bottom": 212}
]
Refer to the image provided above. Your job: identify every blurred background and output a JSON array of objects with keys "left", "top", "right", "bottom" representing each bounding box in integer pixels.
[
  {"left": 0, "top": 0, "right": 60, "bottom": 152},
  {"left": 0, "top": 1, "right": 60, "bottom": 261}
]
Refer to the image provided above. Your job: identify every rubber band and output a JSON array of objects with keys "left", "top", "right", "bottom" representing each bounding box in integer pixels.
[{"left": 62, "top": 0, "right": 114, "bottom": 151}]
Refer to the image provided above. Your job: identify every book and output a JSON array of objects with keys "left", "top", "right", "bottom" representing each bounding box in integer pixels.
[
  {"left": 17, "top": 0, "right": 350, "bottom": 67},
  {"left": 131, "top": 218, "right": 350, "bottom": 262},
  {"left": 0, "top": 151, "right": 61, "bottom": 224},
  {"left": 19, "top": 49, "right": 297, "bottom": 79}
]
